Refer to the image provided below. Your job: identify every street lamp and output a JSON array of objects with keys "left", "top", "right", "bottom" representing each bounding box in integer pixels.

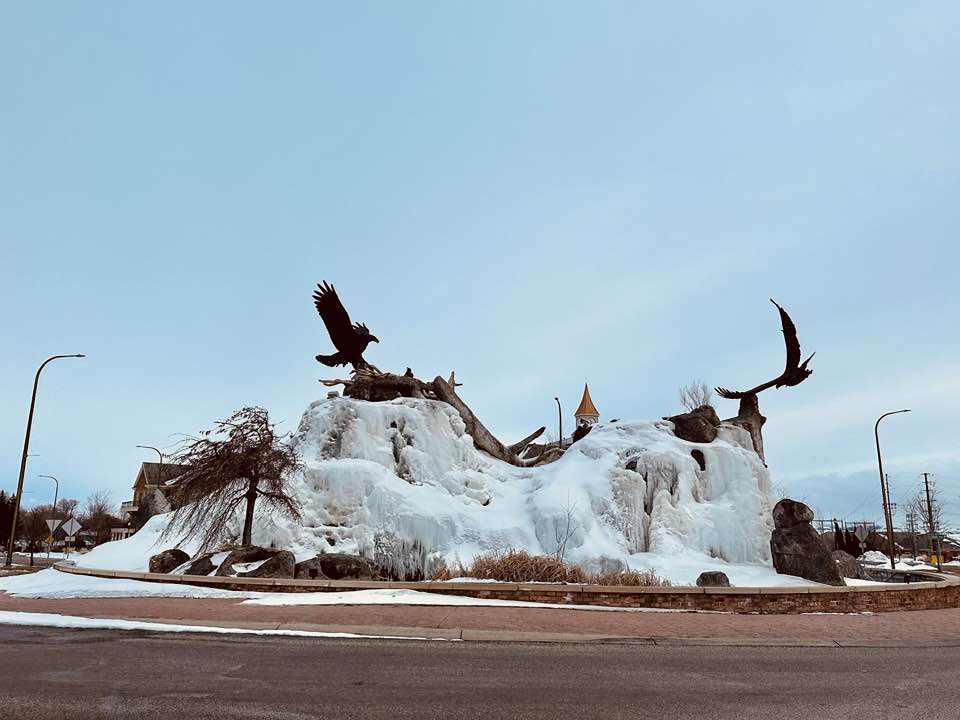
[
  {"left": 5, "top": 354, "right": 85, "bottom": 567},
  {"left": 37, "top": 475, "right": 59, "bottom": 559},
  {"left": 136, "top": 445, "right": 164, "bottom": 489},
  {"left": 554, "top": 398, "right": 563, "bottom": 451},
  {"left": 875, "top": 409, "right": 910, "bottom": 571}
]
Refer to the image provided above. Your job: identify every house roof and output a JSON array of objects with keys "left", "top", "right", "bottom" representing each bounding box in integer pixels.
[
  {"left": 574, "top": 383, "right": 600, "bottom": 418},
  {"left": 135, "top": 462, "right": 189, "bottom": 489}
]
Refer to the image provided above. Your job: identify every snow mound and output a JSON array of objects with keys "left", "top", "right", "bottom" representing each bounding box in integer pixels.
[
  {"left": 272, "top": 397, "right": 773, "bottom": 579},
  {"left": 81, "top": 396, "right": 781, "bottom": 585}
]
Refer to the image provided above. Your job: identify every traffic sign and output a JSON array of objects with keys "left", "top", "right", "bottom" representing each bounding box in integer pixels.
[
  {"left": 45, "top": 519, "right": 60, "bottom": 532},
  {"left": 61, "top": 518, "right": 82, "bottom": 536},
  {"left": 853, "top": 525, "right": 870, "bottom": 542}
]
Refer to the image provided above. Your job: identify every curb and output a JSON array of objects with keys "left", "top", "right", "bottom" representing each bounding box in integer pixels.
[
  {"left": 52, "top": 561, "right": 960, "bottom": 614},
  {"left": 28, "top": 614, "right": 960, "bottom": 649}
]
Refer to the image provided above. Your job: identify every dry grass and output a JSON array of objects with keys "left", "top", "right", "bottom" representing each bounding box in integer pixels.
[
  {"left": 590, "top": 568, "right": 672, "bottom": 587},
  {"left": 430, "top": 549, "right": 672, "bottom": 586}
]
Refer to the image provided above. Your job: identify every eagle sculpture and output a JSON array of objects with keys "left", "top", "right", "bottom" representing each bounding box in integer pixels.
[
  {"left": 313, "top": 281, "right": 379, "bottom": 371},
  {"left": 715, "top": 299, "right": 814, "bottom": 399}
]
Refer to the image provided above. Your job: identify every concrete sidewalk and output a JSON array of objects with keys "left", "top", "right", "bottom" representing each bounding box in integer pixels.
[{"left": 2, "top": 592, "right": 960, "bottom": 647}]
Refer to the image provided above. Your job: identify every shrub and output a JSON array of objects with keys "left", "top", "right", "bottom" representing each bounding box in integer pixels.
[
  {"left": 590, "top": 568, "right": 672, "bottom": 587},
  {"left": 449, "top": 548, "right": 672, "bottom": 586}
]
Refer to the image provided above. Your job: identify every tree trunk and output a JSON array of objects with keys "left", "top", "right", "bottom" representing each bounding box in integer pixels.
[{"left": 241, "top": 477, "right": 258, "bottom": 546}]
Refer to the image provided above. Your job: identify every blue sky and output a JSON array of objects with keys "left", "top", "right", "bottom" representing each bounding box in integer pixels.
[{"left": 2, "top": 3, "right": 958, "bottom": 526}]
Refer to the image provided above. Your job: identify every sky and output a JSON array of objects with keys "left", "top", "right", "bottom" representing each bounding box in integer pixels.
[{"left": 1, "top": 3, "right": 958, "bottom": 528}]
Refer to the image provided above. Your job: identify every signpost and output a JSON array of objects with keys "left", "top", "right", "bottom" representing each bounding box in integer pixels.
[
  {"left": 45, "top": 519, "right": 60, "bottom": 556},
  {"left": 60, "top": 518, "right": 81, "bottom": 557},
  {"left": 854, "top": 524, "right": 870, "bottom": 555}
]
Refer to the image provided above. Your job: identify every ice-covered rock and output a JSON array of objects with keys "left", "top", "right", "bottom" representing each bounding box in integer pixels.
[
  {"left": 259, "top": 396, "right": 774, "bottom": 579},
  {"left": 81, "top": 395, "right": 784, "bottom": 585}
]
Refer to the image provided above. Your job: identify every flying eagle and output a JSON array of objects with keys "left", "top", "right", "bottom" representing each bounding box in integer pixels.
[
  {"left": 313, "top": 281, "right": 379, "bottom": 370},
  {"left": 715, "top": 299, "right": 815, "bottom": 400}
]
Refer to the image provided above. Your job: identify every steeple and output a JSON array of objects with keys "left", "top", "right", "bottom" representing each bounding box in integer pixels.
[{"left": 574, "top": 383, "right": 600, "bottom": 428}]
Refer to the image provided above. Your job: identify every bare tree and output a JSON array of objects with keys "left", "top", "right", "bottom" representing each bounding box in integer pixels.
[
  {"left": 679, "top": 380, "right": 714, "bottom": 412},
  {"left": 55, "top": 498, "right": 79, "bottom": 518},
  {"left": 162, "top": 407, "right": 302, "bottom": 552},
  {"left": 83, "top": 490, "right": 114, "bottom": 519},
  {"left": 19, "top": 507, "right": 50, "bottom": 562},
  {"left": 552, "top": 494, "right": 582, "bottom": 562},
  {"left": 908, "top": 482, "right": 945, "bottom": 538},
  {"left": 81, "top": 490, "right": 121, "bottom": 546}
]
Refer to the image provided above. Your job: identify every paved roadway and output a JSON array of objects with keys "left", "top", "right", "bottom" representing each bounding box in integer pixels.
[{"left": 1, "top": 626, "right": 957, "bottom": 719}]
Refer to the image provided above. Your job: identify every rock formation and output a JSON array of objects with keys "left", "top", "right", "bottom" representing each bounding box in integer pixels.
[
  {"left": 696, "top": 571, "right": 731, "bottom": 587},
  {"left": 663, "top": 405, "right": 721, "bottom": 444},
  {"left": 149, "top": 548, "right": 190, "bottom": 574},
  {"left": 832, "top": 550, "right": 864, "bottom": 580},
  {"left": 723, "top": 395, "right": 766, "bottom": 463},
  {"left": 769, "top": 499, "right": 844, "bottom": 586}
]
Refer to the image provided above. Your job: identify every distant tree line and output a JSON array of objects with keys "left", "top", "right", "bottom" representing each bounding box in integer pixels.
[{"left": 0, "top": 489, "right": 126, "bottom": 555}]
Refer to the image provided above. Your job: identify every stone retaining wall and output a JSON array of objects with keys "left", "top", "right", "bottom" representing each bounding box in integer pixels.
[{"left": 54, "top": 563, "right": 960, "bottom": 614}]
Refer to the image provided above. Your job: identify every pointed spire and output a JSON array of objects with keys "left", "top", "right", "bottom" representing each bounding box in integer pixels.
[{"left": 574, "top": 382, "right": 599, "bottom": 419}]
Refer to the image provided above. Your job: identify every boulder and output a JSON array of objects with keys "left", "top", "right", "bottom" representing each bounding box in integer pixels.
[
  {"left": 179, "top": 553, "right": 216, "bottom": 577},
  {"left": 238, "top": 550, "right": 295, "bottom": 579},
  {"left": 772, "top": 499, "right": 815, "bottom": 529},
  {"left": 770, "top": 499, "right": 844, "bottom": 586},
  {"left": 832, "top": 550, "right": 864, "bottom": 580},
  {"left": 318, "top": 553, "right": 382, "bottom": 580},
  {"left": 215, "top": 546, "right": 278, "bottom": 577},
  {"left": 149, "top": 548, "right": 190, "bottom": 574},
  {"left": 663, "top": 405, "right": 721, "bottom": 444},
  {"left": 295, "top": 556, "right": 329, "bottom": 580},
  {"left": 696, "top": 571, "right": 731, "bottom": 587}
]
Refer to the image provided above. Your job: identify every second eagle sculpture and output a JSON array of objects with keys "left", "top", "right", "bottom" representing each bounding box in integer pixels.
[
  {"left": 313, "top": 281, "right": 379, "bottom": 371},
  {"left": 715, "top": 299, "right": 815, "bottom": 400}
]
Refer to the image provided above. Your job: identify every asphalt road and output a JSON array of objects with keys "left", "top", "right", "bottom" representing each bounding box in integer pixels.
[{"left": 0, "top": 626, "right": 957, "bottom": 719}]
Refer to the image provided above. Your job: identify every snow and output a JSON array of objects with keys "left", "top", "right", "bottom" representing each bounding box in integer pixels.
[
  {"left": 73, "top": 396, "right": 799, "bottom": 586},
  {"left": 241, "top": 588, "right": 709, "bottom": 612},
  {"left": 0, "top": 569, "right": 263, "bottom": 599},
  {"left": 230, "top": 558, "right": 270, "bottom": 575},
  {"left": 0, "top": 611, "right": 438, "bottom": 640},
  {"left": 0, "top": 570, "right": 712, "bottom": 613},
  {"left": 860, "top": 551, "right": 938, "bottom": 572}
]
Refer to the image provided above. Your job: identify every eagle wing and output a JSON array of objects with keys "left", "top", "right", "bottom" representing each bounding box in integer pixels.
[
  {"left": 771, "top": 299, "right": 801, "bottom": 377},
  {"left": 715, "top": 300, "right": 803, "bottom": 399},
  {"left": 313, "top": 281, "right": 355, "bottom": 351}
]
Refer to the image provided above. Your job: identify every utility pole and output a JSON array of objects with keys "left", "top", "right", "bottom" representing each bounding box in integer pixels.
[
  {"left": 881, "top": 473, "right": 897, "bottom": 563},
  {"left": 923, "top": 472, "right": 941, "bottom": 572},
  {"left": 906, "top": 511, "right": 918, "bottom": 561}
]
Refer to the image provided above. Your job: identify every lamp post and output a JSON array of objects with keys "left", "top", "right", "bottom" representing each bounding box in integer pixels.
[
  {"left": 37, "top": 475, "right": 58, "bottom": 559},
  {"left": 554, "top": 398, "right": 563, "bottom": 451},
  {"left": 136, "top": 445, "right": 164, "bottom": 488},
  {"left": 5, "top": 354, "right": 85, "bottom": 567},
  {"left": 875, "top": 409, "right": 910, "bottom": 571}
]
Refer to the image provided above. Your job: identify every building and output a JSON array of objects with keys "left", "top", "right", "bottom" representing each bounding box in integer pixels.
[
  {"left": 574, "top": 383, "right": 600, "bottom": 428},
  {"left": 118, "top": 462, "right": 189, "bottom": 530}
]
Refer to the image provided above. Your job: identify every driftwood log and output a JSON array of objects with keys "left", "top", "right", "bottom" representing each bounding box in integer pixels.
[{"left": 322, "top": 370, "right": 550, "bottom": 467}]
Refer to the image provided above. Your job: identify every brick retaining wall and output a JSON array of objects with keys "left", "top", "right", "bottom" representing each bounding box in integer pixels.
[{"left": 53, "top": 563, "right": 960, "bottom": 614}]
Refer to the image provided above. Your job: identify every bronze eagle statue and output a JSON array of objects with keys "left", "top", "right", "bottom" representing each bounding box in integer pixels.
[
  {"left": 715, "top": 299, "right": 815, "bottom": 399},
  {"left": 313, "top": 281, "right": 379, "bottom": 370}
]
